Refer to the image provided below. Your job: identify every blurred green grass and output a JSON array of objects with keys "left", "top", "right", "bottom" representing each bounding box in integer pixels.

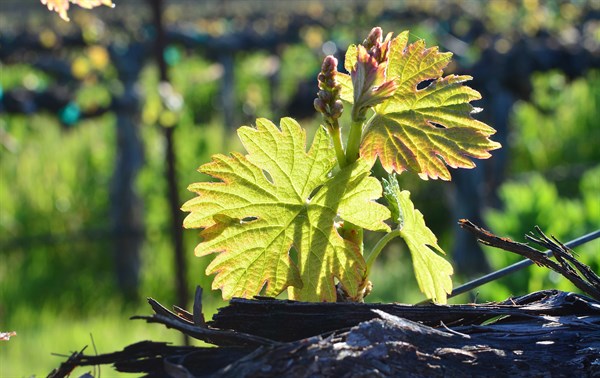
[{"left": 0, "top": 304, "right": 219, "bottom": 378}]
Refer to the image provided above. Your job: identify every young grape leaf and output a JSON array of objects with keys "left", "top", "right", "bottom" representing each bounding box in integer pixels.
[
  {"left": 384, "top": 175, "right": 453, "bottom": 304},
  {"left": 339, "top": 31, "right": 501, "bottom": 180},
  {"left": 182, "top": 118, "right": 390, "bottom": 302}
]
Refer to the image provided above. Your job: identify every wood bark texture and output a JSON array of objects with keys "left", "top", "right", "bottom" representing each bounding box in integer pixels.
[{"left": 49, "top": 289, "right": 600, "bottom": 378}]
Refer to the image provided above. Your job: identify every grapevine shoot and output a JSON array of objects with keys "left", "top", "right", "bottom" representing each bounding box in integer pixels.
[{"left": 183, "top": 27, "right": 501, "bottom": 304}]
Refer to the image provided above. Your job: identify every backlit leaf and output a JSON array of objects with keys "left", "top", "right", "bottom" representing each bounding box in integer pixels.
[
  {"left": 384, "top": 175, "right": 453, "bottom": 303},
  {"left": 343, "top": 31, "right": 500, "bottom": 180},
  {"left": 183, "top": 118, "right": 390, "bottom": 302}
]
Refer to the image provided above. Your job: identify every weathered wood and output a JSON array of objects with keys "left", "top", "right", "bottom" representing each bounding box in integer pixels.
[
  {"left": 214, "top": 310, "right": 600, "bottom": 377},
  {"left": 48, "top": 341, "right": 253, "bottom": 378},
  {"left": 132, "top": 297, "right": 276, "bottom": 347},
  {"left": 209, "top": 290, "right": 597, "bottom": 342},
  {"left": 49, "top": 290, "right": 600, "bottom": 377}
]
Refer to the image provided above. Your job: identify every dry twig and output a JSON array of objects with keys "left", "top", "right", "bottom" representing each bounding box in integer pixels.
[{"left": 459, "top": 220, "right": 600, "bottom": 301}]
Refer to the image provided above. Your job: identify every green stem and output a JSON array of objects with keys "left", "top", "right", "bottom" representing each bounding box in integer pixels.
[
  {"left": 356, "top": 226, "right": 364, "bottom": 254},
  {"left": 345, "top": 118, "right": 364, "bottom": 164},
  {"left": 330, "top": 115, "right": 363, "bottom": 260},
  {"left": 365, "top": 229, "right": 402, "bottom": 277},
  {"left": 328, "top": 121, "right": 347, "bottom": 169}
]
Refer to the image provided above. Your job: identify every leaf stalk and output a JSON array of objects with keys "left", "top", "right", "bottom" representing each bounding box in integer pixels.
[
  {"left": 345, "top": 118, "right": 364, "bottom": 164},
  {"left": 327, "top": 121, "right": 348, "bottom": 169},
  {"left": 365, "top": 228, "right": 402, "bottom": 277}
]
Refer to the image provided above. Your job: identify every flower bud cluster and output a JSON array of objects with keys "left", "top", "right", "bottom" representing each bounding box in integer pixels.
[{"left": 314, "top": 55, "right": 344, "bottom": 130}]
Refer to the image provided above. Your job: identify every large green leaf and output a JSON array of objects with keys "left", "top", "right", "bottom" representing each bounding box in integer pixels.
[
  {"left": 383, "top": 175, "right": 453, "bottom": 303},
  {"left": 182, "top": 118, "right": 390, "bottom": 301},
  {"left": 341, "top": 31, "right": 500, "bottom": 180}
]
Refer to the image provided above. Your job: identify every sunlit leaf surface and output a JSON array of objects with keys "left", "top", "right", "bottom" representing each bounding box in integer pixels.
[
  {"left": 183, "top": 118, "right": 390, "bottom": 301},
  {"left": 383, "top": 175, "right": 453, "bottom": 303},
  {"left": 341, "top": 31, "right": 501, "bottom": 180}
]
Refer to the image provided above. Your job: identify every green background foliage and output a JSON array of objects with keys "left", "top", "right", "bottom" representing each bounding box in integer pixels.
[{"left": 478, "top": 71, "right": 600, "bottom": 301}]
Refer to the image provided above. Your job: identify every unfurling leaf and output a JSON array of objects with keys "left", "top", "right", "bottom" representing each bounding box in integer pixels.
[
  {"left": 384, "top": 175, "right": 453, "bottom": 304},
  {"left": 340, "top": 30, "right": 500, "bottom": 180},
  {"left": 182, "top": 118, "right": 390, "bottom": 302},
  {"left": 341, "top": 28, "right": 397, "bottom": 121},
  {"left": 382, "top": 174, "right": 403, "bottom": 228}
]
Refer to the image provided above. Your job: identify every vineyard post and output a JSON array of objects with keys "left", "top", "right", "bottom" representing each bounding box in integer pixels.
[{"left": 149, "top": 0, "right": 189, "bottom": 344}]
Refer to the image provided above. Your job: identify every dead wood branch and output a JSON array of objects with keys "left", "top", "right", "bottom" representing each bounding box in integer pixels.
[
  {"left": 131, "top": 286, "right": 277, "bottom": 348},
  {"left": 49, "top": 291, "right": 600, "bottom": 377},
  {"left": 459, "top": 220, "right": 600, "bottom": 300},
  {"left": 214, "top": 309, "right": 600, "bottom": 377},
  {"left": 209, "top": 290, "right": 596, "bottom": 341}
]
